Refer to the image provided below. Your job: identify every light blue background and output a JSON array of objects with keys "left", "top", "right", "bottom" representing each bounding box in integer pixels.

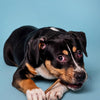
[{"left": 0, "top": 0, "right": 100, "bottom": 100}]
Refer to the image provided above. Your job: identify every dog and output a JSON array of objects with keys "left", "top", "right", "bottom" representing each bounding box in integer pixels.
[{"left": 4, "top": 26, "right": 88, "bottom": 100}]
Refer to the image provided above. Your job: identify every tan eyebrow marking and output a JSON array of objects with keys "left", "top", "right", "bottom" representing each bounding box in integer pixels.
[
  {"left": 72, "top": 46, "right": 77, "bottom": 52},
  {"left": 62, "top": 50, "right": 68, "bottom": 55}
]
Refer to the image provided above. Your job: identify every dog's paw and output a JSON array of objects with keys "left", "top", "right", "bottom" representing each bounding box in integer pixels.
[
  {"left": 26, "top": 88, "right": 45, "bottom": 100},
  {"left": 46, "top": 85, "right": 68, "bottom": 100}
]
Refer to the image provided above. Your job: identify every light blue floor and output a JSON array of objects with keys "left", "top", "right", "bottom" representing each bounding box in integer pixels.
[{"left": 0, "top": 0, "right": 100, "bottom": 100}]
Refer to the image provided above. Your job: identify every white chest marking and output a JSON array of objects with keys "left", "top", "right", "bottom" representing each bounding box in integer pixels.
[
  {"left": 36, "top": 64, "right": 56, "bottom": 79},
  {"left": 50, "top": 27, "right": 59, "bottom": 32}
]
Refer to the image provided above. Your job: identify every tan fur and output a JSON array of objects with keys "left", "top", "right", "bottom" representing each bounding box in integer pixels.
[
  {"left": 72, "top": 46, "right": 77, "bottom": 52},
  {"left": 25, "top": 73, "right": 34, "bottom": 79},
  {"left": 65, "top": 67, "right": 74, "bottom": 83},
  {"left": 45, "top": 60, "right": 75, "bottom": 84},
  {"left": 25, "top": 63, "right": 37, "bottom": 75},
  {"left": 45, "top": 60, "right": 65, "bottom": 77},
  {"left": 39, "top": 43, "right": 41, "bottom": 49},
  {"left": 39, "top": 42, "right": 45, "bottom": 49},
  {"left": 19, "top": 79, "right": 38, "bottom": 93},
  {"left": 62, "top": 50, "right": 68, "bottom": 55},
  {"left": 36, "top": 64, "right": 56, "bottom": 79}
]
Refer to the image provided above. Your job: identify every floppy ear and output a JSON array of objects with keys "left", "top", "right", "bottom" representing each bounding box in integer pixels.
[
  {"left": 69, "top": 31, "right": 88, "bottom": 57},
  {"left": 28, "top": 37, "right": 47, "bottom": 65}
]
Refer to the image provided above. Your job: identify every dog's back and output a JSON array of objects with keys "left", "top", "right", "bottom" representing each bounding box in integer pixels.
[{"left": 3, "top": 26, "right": 37, "bottom": 66}]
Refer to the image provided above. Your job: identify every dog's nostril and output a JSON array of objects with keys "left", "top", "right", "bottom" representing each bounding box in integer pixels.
[{"left": 74, "top": 72, "right": 86, "bottom": 82}]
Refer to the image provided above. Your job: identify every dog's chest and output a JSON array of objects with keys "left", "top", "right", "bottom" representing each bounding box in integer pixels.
[{"left": 35, "top": 64, "right": 56, "bottom": 79}]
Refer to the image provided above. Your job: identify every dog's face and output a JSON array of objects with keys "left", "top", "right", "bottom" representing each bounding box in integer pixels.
[{"left": 31, "top": 27, "right": 88, "bottom": 91}]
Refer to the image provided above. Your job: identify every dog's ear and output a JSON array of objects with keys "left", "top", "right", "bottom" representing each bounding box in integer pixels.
[
  {"left": 69, "top": 31, "right": 88, "bottom": 57},
  {"left": 28, "top": 37, "right": 47, "bottom": 65}
]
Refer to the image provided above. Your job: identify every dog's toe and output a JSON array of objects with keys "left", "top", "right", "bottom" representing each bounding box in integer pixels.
[
  {"left": 46, "top": 90, "right": 62, "bottom": 100},
  {"left": 46, "top": 85, "right": 68, "bottom": 100},
  {"left": 26, "top": 88, "right": 45, "bottom": 100}
]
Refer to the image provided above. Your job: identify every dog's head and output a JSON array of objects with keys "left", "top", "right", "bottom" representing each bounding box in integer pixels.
[{"left": 29, "top": 27, "right": 88, "bottom": 91}]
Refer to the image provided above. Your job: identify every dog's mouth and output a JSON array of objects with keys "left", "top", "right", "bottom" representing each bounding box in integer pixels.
[
  {"left": 61, "top": 80, "right": 83, "bottom": 90},
  {"left": 67, "top": 83, "right": 83, "bottom": 90}
]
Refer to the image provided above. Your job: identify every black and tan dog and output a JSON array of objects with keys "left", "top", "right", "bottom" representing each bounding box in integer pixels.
[{"left": 4, "top": 26, "right": 87, "bottom": 100}]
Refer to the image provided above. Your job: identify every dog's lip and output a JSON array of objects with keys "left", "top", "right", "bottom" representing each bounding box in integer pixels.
[
  {"left": 67, "top": 83, "right": 83, "bottom": 89},
  {"left": 60, "top": 80, "right": 83, "bottom": 89}
]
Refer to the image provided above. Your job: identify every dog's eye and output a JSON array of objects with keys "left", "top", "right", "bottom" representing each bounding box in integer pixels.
[
  {"left": 77, "top": 50, "right": 83, "bottom": 58},
  {"left": 57, "top": 55, "right": 65, "bottom": 62}
]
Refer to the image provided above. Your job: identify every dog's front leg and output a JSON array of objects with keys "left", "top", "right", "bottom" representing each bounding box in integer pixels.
[
  {"left": 46, "top": 82, "right": 68, "bottom": 100},
  {"left": 12, "top": 64, "right": 45, "bottom": 100}
]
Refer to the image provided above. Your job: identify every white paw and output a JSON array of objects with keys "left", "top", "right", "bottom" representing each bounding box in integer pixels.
[
  {"left": 26, "top": 88, "right": 45, "bottom": 100},
  {"left": 46, "top": 85, "right": 68, "bottom": 100}
]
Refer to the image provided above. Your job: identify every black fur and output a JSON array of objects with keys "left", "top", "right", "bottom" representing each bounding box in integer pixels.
[{"left": 3, "top": 25, "right": 87, "bottom": 94}]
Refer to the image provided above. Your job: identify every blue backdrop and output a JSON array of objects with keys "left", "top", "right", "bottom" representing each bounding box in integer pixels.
[{"left": 0, "top": 0, "right": 100, "bottom": 100}]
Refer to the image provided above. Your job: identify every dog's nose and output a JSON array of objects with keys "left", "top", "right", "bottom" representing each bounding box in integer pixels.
[{"left": 74, "top": 71, "right": 86, "bottom": 82}]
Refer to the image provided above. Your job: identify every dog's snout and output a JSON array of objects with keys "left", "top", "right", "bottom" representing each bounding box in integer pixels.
[{"left": 74, "top": 71, "right": 86, "bottom": 82}]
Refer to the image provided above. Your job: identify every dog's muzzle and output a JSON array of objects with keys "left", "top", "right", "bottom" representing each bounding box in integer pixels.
[{"left": 60, "top": 70, "right": 87, "bottom": 91}]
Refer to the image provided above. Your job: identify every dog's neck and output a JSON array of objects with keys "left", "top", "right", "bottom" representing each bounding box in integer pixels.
[{"left": 35, "top": 64, "right": 56, "bottom": 79}]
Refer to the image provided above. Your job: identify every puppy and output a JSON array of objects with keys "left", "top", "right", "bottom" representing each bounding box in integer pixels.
[{"left": 4, "top": 26, "right": 88, "bottom": 100}]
